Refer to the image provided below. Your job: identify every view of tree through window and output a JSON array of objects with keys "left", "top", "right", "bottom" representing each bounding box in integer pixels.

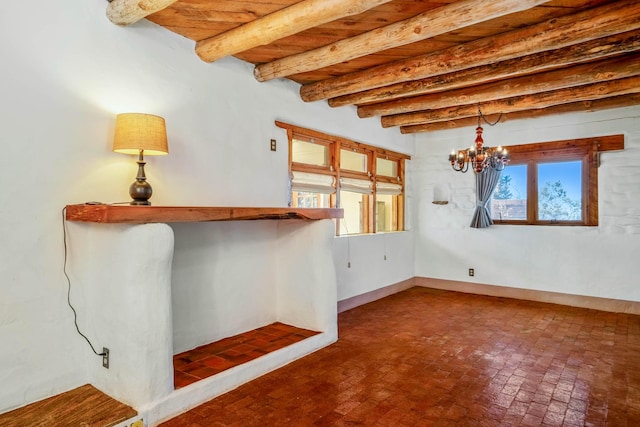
[
  {"left": 492, "top": 160, "right": 582, "bottom": 223},
  {"left": 491, "top": 164, "right": 527, "bottom": 221},
  {"left": 491, "top": 153, "right": 589, "bottom": 225},
  {"left": 538, "top": 161, "right": 582, "bottom": 221}
]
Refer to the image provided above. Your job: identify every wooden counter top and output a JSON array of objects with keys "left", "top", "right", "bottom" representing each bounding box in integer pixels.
[{"left": 65, "top": 204, "right": 343, "bottom": 224}]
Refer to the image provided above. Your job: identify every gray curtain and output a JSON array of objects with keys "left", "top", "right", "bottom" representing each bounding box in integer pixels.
[{"left": 470, "top": 167, "right": 501, "bottom": 228}]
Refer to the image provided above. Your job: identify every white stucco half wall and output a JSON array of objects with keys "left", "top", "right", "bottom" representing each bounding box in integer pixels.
[{"left": 68, "top": 222, "right": 175, "bottom": 408}]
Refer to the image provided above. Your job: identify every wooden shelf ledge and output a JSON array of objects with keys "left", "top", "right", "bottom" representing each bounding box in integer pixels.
[{"left": 65, "top": 204, "right": 343, "bottom": 224}]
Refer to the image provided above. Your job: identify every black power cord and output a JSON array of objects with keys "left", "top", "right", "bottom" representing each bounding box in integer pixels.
[{"left": 61, "top": 206, "right": 106, "bottom": 357}]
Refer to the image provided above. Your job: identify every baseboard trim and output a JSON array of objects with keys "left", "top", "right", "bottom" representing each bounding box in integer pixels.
[
  {"left": 415, "top": 277, "right": 640, "bottom": 315},
  {"left": 338, "top": 278, "right": 415, "bottom": 313}
]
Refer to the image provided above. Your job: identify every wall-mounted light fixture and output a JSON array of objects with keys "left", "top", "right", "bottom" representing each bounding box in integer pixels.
[{"left": 113, "top": 113, "right": 168, "bottom": 205}]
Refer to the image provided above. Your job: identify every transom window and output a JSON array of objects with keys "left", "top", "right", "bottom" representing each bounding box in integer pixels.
[
  {"left": 491, "top": 135, "right": 624, "bottom": 226},
  {"left": 292, "top": 137, "right": 330, "bottom": 168},
  {"left": 277, "top": 121, "right": 409, "bottom": 235},
  {"left": 377, "top": 157, "right": 399, "bottom": 178}
]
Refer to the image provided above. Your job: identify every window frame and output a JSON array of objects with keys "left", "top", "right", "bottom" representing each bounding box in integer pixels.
[
  {"left": 492, "top": 135, "right": 624, "bottom": 226},
  {"left": 277, "top": 121, "right": 410, "bottom": 235},
  {"left": 290, "top": 133, "right": 335, "bottom": 175}
]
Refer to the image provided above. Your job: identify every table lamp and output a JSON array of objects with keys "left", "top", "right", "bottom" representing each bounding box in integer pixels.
[{"left": 113, "top": 113, "right": 169, "bottom": 205}]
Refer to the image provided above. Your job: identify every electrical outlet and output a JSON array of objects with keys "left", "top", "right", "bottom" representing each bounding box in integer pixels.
[
  {"left": 468, "top": 268, "right": 474, "bottom": 277},
  {"left": 270, "top": 139, "right": 277, "bottom": 151},
  {"left": 102, "top": 347, "right": 110, "bottom": 369}
]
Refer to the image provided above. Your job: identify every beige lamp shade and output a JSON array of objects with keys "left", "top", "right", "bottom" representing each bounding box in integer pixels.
[{"left": 113, "top": 113, "right": 169, "bottom": 155}]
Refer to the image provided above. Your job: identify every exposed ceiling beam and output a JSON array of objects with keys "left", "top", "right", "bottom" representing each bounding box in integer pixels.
[
  {"left": 359, "top": 54, "right": 640, "bottom": 118},
  {"left": 382, "top": 75, "right": 640, "bottom": 128},
  {"left": 253, "top": 0, "right": 549, "bottom": 82},
  {"left": 401, "top": 93, "right": 640, "bottom": 133},
  {"left": 195, "top": 0, "right": 394, "bottom": 63},
  {"left": 106, "top": 0, "right": 178, "bottom": 25},
  {"left": 300, "top": 0, "right": 640, "bottom": 102},
  {"left": 329, "top": 31, "right": 640, "bottom": 108}
]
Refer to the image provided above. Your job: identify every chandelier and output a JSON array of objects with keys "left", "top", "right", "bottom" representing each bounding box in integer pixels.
[{"left": 449, "top": 108, "right": 509, "bottom": 173}]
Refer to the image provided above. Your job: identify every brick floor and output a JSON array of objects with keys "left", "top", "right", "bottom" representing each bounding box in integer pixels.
[
  {"left": 173, "top": 322, "right": 320, "bottom": 389},
  {"left": 161, "top": 287, "right": 640, "bottom": 426}
]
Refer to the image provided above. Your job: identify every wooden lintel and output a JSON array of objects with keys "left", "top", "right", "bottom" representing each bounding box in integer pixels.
[
  {"left": 504, "top": 135, "right": 624, "bottom": 154},
  {"left": 400, "top": 93, "right": 640, "bottom": 133},
  {"left": 254, "top": 0, "right": 548, "bottom": 82},
  {"left": 275, "top": 120, "right": 411, "bottom": 160},
  {"left": 196, "top": 0, "right": 393, "bottom": 63},
  {"left": 300, "top": 0, "right": 640, "bottom": 102},
  {"left": 383, "top": 75, "right": 640, "bottom": 128},
  {"left": 359, "top": 54, "right": 640, "bottom": 118},
  {"left": 107, "top": 0, "right": 178, "bottom": 25},
  {"left": 65, "top": 205, "right": 343, "bottom": 224}
]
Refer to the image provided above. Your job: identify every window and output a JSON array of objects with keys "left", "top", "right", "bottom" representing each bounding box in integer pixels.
[
  {"left": 375, "top": 156, "right": 403, "bottom": 233},
  {"left": 277, "top": 121, "right": 409, "bottom": 235},
  {"left": 377, "top": 157, "right": 398, "bottom": 177},
  {"left": 292, "top": 138, "right": 330, "bottom": 168},
  {"left": 490, "top": 135, "right": 624, "bottom": 226}
]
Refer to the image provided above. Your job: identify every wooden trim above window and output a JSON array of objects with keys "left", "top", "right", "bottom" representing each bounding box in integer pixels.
[
  {"left": 276, "top": 120, "right": 411, "bottom": 160},
  {"left": 505, "top": 134, "right": 624, "bottom": 156}
]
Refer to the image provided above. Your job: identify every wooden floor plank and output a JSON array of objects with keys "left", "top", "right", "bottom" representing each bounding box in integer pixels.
[{"left": 0, "top": 384, "right": 137, "bottom": 427}]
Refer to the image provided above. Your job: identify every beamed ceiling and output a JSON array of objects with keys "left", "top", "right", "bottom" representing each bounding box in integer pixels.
[{"left": 106, "top": 0, "right": 640, "bottom": 134}]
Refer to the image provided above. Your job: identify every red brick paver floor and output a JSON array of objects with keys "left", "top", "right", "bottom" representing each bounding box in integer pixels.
[
  {"left": 173, "top": 323, "right": 320, "bottom": 389},
  {"left": 161, "top": 287, "right": 640, "bottom": 426}
]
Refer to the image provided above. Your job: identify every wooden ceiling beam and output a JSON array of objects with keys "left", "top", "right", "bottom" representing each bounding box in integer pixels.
[
  {"left": 401, "top": 93, "right": 640, "bottom": 133},
  {"left": 300, "top": 0, "right": 640, "bottom": 102},
  {"left": 329, "top": 31, "right": 640, "bottom": 108},
  {"left": 195, "top": 0, "right": 394, "bottom": 63},
  {"left": 359, "top": 54, "right": 640, "bottom": 118},
  {"left": 382, "top": 75, "right": 640, "bottom": 128},
  {"left": 254, "top": 0, "right": 549, "bottom": 82},
  {"left": 107, "top": 0, "right": 178, "bottom": 25}
]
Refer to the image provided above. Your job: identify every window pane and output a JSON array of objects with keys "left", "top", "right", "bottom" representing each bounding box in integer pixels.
[
  {"left": 491, "top": 164, "right": 527, "bottom": 221},
  {"left": 292, "top": 139, "right": 329, "bottom": 167},
  {"left": 340, "top": 190, "right": 366, "bottom": 234},
  {"left": 377, "top": 158, "right": 398, "bottom": 177},
  {"left": 376, "top": 195, "right": 397, "bottom": 232},
  {"left": 341, "top": 149, "right": 368, "bottom": 173},
  {"left": 537, "top": 161, "right": 582, "bottom": 221},
  {"left": 292, "top": 191, "right": 331, "bottom": 208}
]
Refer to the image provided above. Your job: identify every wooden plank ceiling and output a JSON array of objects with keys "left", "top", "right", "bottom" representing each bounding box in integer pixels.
[{"left": 108, "top": 0, "right": 640, "bottom": 133}]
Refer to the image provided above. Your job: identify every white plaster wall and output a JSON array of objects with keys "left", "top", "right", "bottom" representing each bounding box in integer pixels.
[
  {"left": 276, "top": 219, "right": 338, "bottom": 334},
  {"left": 333, "top": 231, "right": 415, "bottom": 301},
  {"left": 170, "top": 221, "right": 279, "bottom": 353},
  {"left": 0, "top": 0, "right": 413, "bottom": 414},
  {"left": 69, "top": 223, "right": 175, "bottom": 408},
  {"left": 171, "top": 218, "right": 339, "bottom": 355},
  {"left": 414, "top": 106, "right": 640, "bottom": 302}
]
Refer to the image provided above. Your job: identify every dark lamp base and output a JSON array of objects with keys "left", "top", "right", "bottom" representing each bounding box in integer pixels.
[{"left": 129, "top": 179, "right": 153, "bottom": 206}]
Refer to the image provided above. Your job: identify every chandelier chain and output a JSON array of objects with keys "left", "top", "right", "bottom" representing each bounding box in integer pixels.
[{"left": 477, "top": 105, "right": 503, "bottom": 127}]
